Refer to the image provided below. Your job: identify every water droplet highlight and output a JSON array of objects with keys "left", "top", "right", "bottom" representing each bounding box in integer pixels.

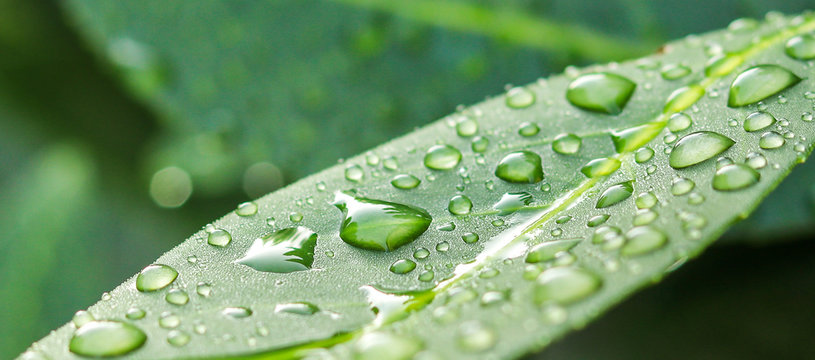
[
  {"left": 552, "top": 133, "right": 582, "bottom": 155},
  {"left": 667, "top": 113, "right": 692, "bottom": 132},
  {"left": 165, "top": 289, "right": 189, "bottom": 305},
  {"left": 222, "top": 306, "right": 253, "bottom": 318},
  {"left": 671, "top": 177, "right": 695, "bottom": 195},
  {"left": 275, "top": 302, "right": 320, "bottom": 315},
  {"left": 506, "top": 87, "right": 536, "bottom": 109},
  {"left": 518, "top": 122, "right": 540, "bottom": 137},
  {"left": 448, "top": 195, "right": 473, "bottom": 215},
  {"left": 389, "top": 259, "right": 417, "bottom": 274},
  {"left": 236, "top": 202, "right": 258, "bottom": 217},
  {"left": 345, "top": 164, "right": 364, "bottom": 182},
  {"left": 759, "top": 131, "right": 785, "bottom": 149},
  {"left": 390, "top": 174, "right": 420, "bottom": 189},
  {"left": 785, "top": 34, "right": 815, "bottom": 60}
]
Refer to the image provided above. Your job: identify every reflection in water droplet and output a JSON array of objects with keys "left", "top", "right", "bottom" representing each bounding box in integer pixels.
[
  {"left": 518, "top": 122, "right": 540, "bottom": 137},
  {"left": 622, "top": 226, "right": 667, "bottom": 256},
  {"left": 457, "top": 321, "right": 496, "bottom": 352},
  {"left": 596, "top": 181, "right": 634, "bottom": 209},
  {"left": 759, "top": 131, "right": 785, "bottom": 149},
  {"left": 713, "top": 164, "right": 760, "bottom": 191},
  {"left": 424, "top": 145, "right": 462, "bottom": 170},
  {"left": 418, "top": 271, "right": 435, "bottom": 282},
  {"left": 383, "top": 156, "right": 399, "bottom": 170},
  {"left": 136, "top": 264, "right": 178, "bottom": 292},
  {"left": 391, "top": 174, "right": 421, "bottom": 189},
  {"left": 236, "top": 202, "right": 258, "bottom": 217},
  {"left": 72, "top": 310, "right": 94, "bottom": 328},
  {"left": 566, "top": 73, "right": 636, "bottom": 114},
  {"left": 494, "top": 151, "right": 544, "bottom": 183},
  {"left": 333, "top": 192, "right": 431, "bottom": 251},
  {"left": 207, "top": 229, "right": 231, "bottom": 247},
  {"left": 785, "top": 34, "right": 815, "bottom": 60},
  {"left": 68, "top": 321, "right": 147, "bottom": 356},
  {"left": 456, "top": 118, "right": 479, "bottom": 137},
  {"left": 448, "top": 195, "right": 473, "bottom": 215},
  {"left": 236, "top": 227, "right": 317, "bottom": 272},
  {"left": 471, "top": 136, "right": 489, "bottom": 153},
  {"left": 413, "top": 247, "right": 430, "bottom": 259},
  {"left": 389, "top": 259, "right": 417, "bottom": 274},
  {"left": 221, "top": 306, "right": 253, "bottom": 318},
  {"left": 552, "top": 133, "right": 582, "bottom": 155},
  {"left": 196, "top": 282, "right": 212, "bottom": 297},
  {"left": 535, "top": 267, "right": 602, "bottom": 304},
  {"left": 671, "top": 177, "right": 695, "bottom": 196},
  {"left": 525, "top": 238, "right": 581, "bottom": 263},
  {"left": 165, "top": 289, "right": 189, "bottom": 306},
  {"left": 506, "top": 87, "right": 536, "bottom": 109},
  {"left": 728, "top": 65, "right": 802, "bottom": 107},
  {"left": 669, "top": 131, "right": 734, "bottom": 169},
  {"left": 743, "top": 112, "right": 776, "bottom": 132}
]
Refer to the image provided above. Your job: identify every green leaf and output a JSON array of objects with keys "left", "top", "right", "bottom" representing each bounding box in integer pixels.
[{"left": 21, "top": 11, "right": 815, "bottom": 360}]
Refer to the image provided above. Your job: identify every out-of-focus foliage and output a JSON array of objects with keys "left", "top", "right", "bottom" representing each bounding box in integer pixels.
[{"left": 0, "top": 0, "right": 813, "bottom": 358}]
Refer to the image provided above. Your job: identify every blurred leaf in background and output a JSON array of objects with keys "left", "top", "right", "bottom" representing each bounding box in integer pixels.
[{"left": 1, "top": 0, "right": 814, "bottom": 358}]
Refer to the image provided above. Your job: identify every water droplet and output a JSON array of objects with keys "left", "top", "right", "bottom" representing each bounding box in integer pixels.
[
  {"left": 668, "top": 113, "right": 692, "bottom": 132},
  {"left": 556, "top": 215, "right": 572, "bottom": 224},
  {"left": 669, "top": 131, "right": 735, "bottom": 168},
  {"left": 126, "top": 308, "right": 145, "bottom": 320},
  {"left": 803, "top": 112, "right": 814, "bottom": 122},
  {"left": 167, "top": 330, "right": 190, "bottom": 347},
  {"left": 136, "top": 264, "right": 178, "bottom": 292},
  {"left": 414, "top": 247, "right": 430, "bottom": 259},
  {"left": 232, "top": 201, "right": 262, "bottom": 220},
  {"left": 535, "top": 267, "right": 602, "bottom": 304},
  {"left": 471, "top": 136, "right": 489, "bottom": 153},
  {"left": 196, "top": 282, "right": 212, "bottom": 297},
  {"left": 566, "top": 73, "right": 636, "bottom": 114},
  {"left": 664, "top": 85, "right": 705, "bottom": 114},
  {"left": 745, "top": 152, "right": 767, "bottom": 169},
  {"left": 635, "top": 147, "right": 655, "bottom": 163},
  {"left": 418, "top": 271, "right": 435, "bottom": 282},
  {"left": 587, "top": 214, "right": 610, "bottom": 227},
  {"left": 635, "top": 192, "right": 657, "bottom": 209},
  {"left": 785, "top": 34, "right": 815, "bottom": 60},
  {"left": 480, "top": 291, "right": 507, "bottom": 306},
  {"left": 316, "top": 181, "right": 327, "bottom": 191},
  {"left": 592, "top": 225, "right": 624, "bottom": 250},
  {"left": 596, "top": 181, "right": 633, "bottom": 208},
  {"left": 436, "top": 222, "right": 456, "bottom": 231},
  {"left": 704, "top": 53, "right": 743, "bottom": 77},
  {"left": 72, "top": 310, "right": 94, "bottom": 328},
  {"left": 494, "top": 151, "right": 544, "bottom": 183},
  {"left": 518, "top": 122, "right": 540, "bottom": 137},
  {"left": 266, "top": 217, "right": 276, "bottom": 226},
  {"left": 332, "top": 192, "right": 431, "bottom": 251},
  {"left": 383, "top": 156, "right": 399, "bottom": 170},
  {"left": 716, "top": 157, "right": 734, "bottom": 170},
  {"left": 424, "top": 145, "right": 462, "bottom": 170},
  {"left": 207, "top": 229, "right": 231, "bottom": 247},
  {"left": 236, "top": 226, "right": 317, "bottom": 272},
  {"left": 759, "top": 131, "right": 785, "bottom": 149},
  {"left": 670, "top": 177, "right": 694, "bottom": 196},
  {"left": 165, "top": 289, "right": 189, "bottom": 306},
  {"left": 289, "top": 212, "right": 303, "bottom": 223},
  {"left": 457, "top": 321, "right": 496, "bottom": 352},
  {"left": 506, "top": 87, "right": 536, "bottom": 109},
  {"left": 391, "top": 174, "right": 420, "bottom": 189},
  {"left": 743, "top": 111, "right": 776, "bottom": 132},
  {"left": 158, "top": 312, "right": 179, "bottom": 329},
  {"left": 355, "top": 332, "right": 421, "bottom": 360},
  {"left": 456, "top": 118, "right": 479, "bottom": 137},
  {"left": 550, "top": 228, "right": 563, "bottom": 237},
  {"left": 222, "top": 306, "right": 253, "bottom": 318},
  {"left": 493, "top": 192, "right": 533, "bottom": 215},
  {"left": 448, "top": 195, "right": 473, "bottom": 215},
  {"left": 621, "top": 226, "right": 667, "bottom": 256},
  {"left": 581, "top": 157, "right": 621, "bottom": 178},
  {"left": 525, "top": 238, "right": 581, "bottom": 263},
  {"left": 345, "top": 164, "right": 364, "bottom": 182},
  {"left": 633, "top": 209, "right": 658, "bottom": 226},
  {"left": 69, "top": 321, "right": 146, "bottom": 357},
  {"left": 462, "top": 232, "right": 479, "bottom": 244},
  {"left": 728, "top": 65, "right": 802, "bottom": 107},
  {"left": 436, "top": 241, "right": 450, "bottom": 252},
  {"left": 661, "top": 64, "right": 691, "bottom": 80},
  {"left": 688, "top": 192, "right": 706, "bottom": 205},
  {"left": 713, "top": 164, "right": 760, "bottom": 191},
  {"left": 365, "top": 152, "right": 380, "bottom": 166},
  {"left": 275, "top": 302, "right": 320, "bottom": 315},
  {"left": 390, "top": 259, "right": 417, "bottom": 274},
  {"left": 552, "top": 133, "right": 582, "bottom": 155}
]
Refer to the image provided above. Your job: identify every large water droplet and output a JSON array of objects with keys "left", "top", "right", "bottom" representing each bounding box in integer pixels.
[
  {"left": 389, "top": 259, "right": 417, "bottom": 274},
  {"left": 713, "top": 164, "right": 760, "bottom": 191},
  {"left": 494, "top": 151, "right": 544, "bottom": 183},
  {"left": 610, "top": 123, "right": 663, "bottom": 153},
  {"left": 566, "top": 73, "right": 636, "bottom": 114},
  {"left": 207, "top": 229, "right": 232, "bottom": 247},
  {"left": 552, "top": 133, "right": 582, "bottom": 155},
  {"left": 621, "top": 226, "right": 667, "bottom": 256},
  {"left": 391, "top": 174, "right": 420, "bottom": 189},
  {"left": 535, "top": 267, "right": 602, "bottom": 304},
  {"left": 581, "top": 157, "right": 621, "bottom": 178},
  {"left": 596, "top": 181, "right": 634, "bottom": 208},
  {"left": 759, "top": 131, "right": 785, "bottom": 149},
  {"left": 785, "top": 34, "right": 815, "bottom": 60},
  {"left": 332, "top": 192, "right": 431, "bottom": 251},
  {"left": 743, "top": 111, "right": 776, "bottom": 132},
  {"left": 669, "top": 131, "right": 734, "bottom": 169},
  {"left": 505, "top": 87, "right": 536, "bottom": 109},
  {"left": 493, "top": 192, "right": 533, "bottom": 215},
  {"left": 448, "top": 195, "right": 473, "bottom": 215},
  {"left": 728, "top": 65, "right": 802, "bottom": 107},
  {"left": 525, "top": 238, "right": 581, "bottom": 263},
  {"left": 424, "top": 145, "right": 462, "bottom": 170},
  {"left": 236, "top": 226, "right": 317, "bottom": 272},
  {"left": 275, "top": 302, "right": 320, "bottom": 315},
  {"left": 69, "top": 321, "right": 146, "bottom": 357},
  {"left": 136, "top": 264, "right": 178, "bottom": 292}
]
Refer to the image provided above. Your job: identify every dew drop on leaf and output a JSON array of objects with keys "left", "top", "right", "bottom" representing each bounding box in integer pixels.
[
  {"left": 581, "top": 157, "right": 621, "bottom": 178},
  {"left": 552, "top": 133, "right": 582, "bottom": 155},
  {"left": 667, "top": 112, "right": 692, "bottom": 132},
  {"left": 664, "top": 85, "right": 704, "bottom": 114},
  {"left": 743, "top": 111, "right": 776, "bottom": 132},
  {"left": 461, "top": 232, "right": 479, "bottom": 244},
  {"left": 535, "top": 267, "right": 602, "bottom": 304},
  {"left": 635, "top": 147, "right": 655, "bottom": 163},
  {"left": 785, "top": 33, "right": 815, "bottom": 60},
  {"left": 704, "top": 53, "right": 743, "bottom": 77},
  {"left": 389, "top": 259, "right": 417, "bottom": 274},
  {"left": 587, "top": 214, "right": 610, "bottom": 227},
  {"left": 236, "top": 226, "right": 317, "bottom": 272},
  {"left": 566, "top": 73, "right": 636, "bottom": 115},
  {"left": 413, "top": 247, "right": 430, "bottom": 259},
  {"left": 635, "top": 191, "right": 657, "bottom": 209},
  {"left": 728, "top": 65, "right": 802, "bottom": 107},
  {"left": 125, "top": 308, "right": 145, "bottom": 320},
  {"left": 494, "top": 151, "right": 544, "bottom": 183},
  {"left": 236, "top": 201, "right": 258, "bottom": 217},
  {"left": 391, "top": 174, "right": 421, "bottom": 189},
  {"left": 518, "top": 122, "right": 540, "bottom": 137},
  {"left": 165, "top": 289, "right": 189, "bottom": 306},
  {"left": 596, "top": 181, "right": 634, "bottom": 208},
  {"left": 455, "top": 118, "right": 479, "bottom": 137},
  {"left": 207, "top": 228, "right": 231, "bottom": 247},
  {"left": 668, "top": 131, "right": 735, "bottom": 169},
  {"left": 68, "top": 321, "right": 146, "bottom": 357},
  {"left": 471, "top": 136, "right": 489, "bottom": 153},
  {"left": 332, "top": 192, "right": 431, "bottom": 251},
  {"left": 72, "top": 310, "right": 94, "bottom": 328},
  {"left": 621, "top": 226, "right": 668, "bottom": 256},
  {"left": 505, "top": 87, "right": 536, "bottom": 109},
  {"left": 759, "top": 131, "right": 786, "bottom": 149},
  {"left": 275, "top": 302, "right": 320, "bottom": 315},
  {"left": 158, "top": 312, "right": 179, "bottom": 329},
  {"left": 166, "top": 330, "right": 190, "bottom": 347},
  {"left": 660, "top": 64, "right": 691, "bottom": 80},
  {"left": 457, "top": 321, "right": 496, "bottom": 352},
  {"left": 671, "top": 177, "right": 696, "bottom": 196},
  {"left": 745, "top": 152, "right": 768, "bottom": 169},
  {"left": 345, "top": 164, "right": 364, "bottom": 182},
  {"left": 196, "top": 282, "right": 212, "bottom": 297},
  {"left": 493, "top": 192, "right": 533, "bottom": 215},
  {"left": 424, "top": 145, "right": 462, "bottom": 170},
  {"left": 354, "top": 332, "right": 421, "bottom": 360},
  {"left": 448, "top": 195, "right": 473, "bottom": 215},
  {"left": 135, "top": 264, "right": 178, "bottom": 292},
  {"left": 633, "top": 209, "right": 658, "bottom": 226},
  {"left": 525, "top": 238, "right": 581, "bottom": 263},
  {"left": 712, "top": 164, "right": 760, "bottom": 191}
]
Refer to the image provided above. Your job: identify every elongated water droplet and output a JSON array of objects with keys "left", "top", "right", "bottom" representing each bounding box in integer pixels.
[
  {"left": 389, "top": 259, "right": 417, "bottom": 274},
  {"left": 552, "top": 133, "right": 582, "bottom": 154},
  {"left": 704, "top": 54, "right": 743, "bottom": 77},
  {"left": 785, "top": 34, "right": 815, "bottom": 60},
  {"left": 207, "top": 229, "right": 231, "bottom": 247},
  {"left": 518, "top": 122, "right": 540, "bottom": 137},
  {"left": 424, "top": 145, "right": 462, "bottom": 170},
  {"left": 743, "top": 111, "right": 776, "bottom": 132},
  {"left": 611, "top": 123, "right": 663, "bottom": 153},
  {"left": 165, "top": 289, "right": 189, "bottom": 305},
  {"left": 493, "top": 192, "right": 533, "bottom": 215},
  {"left": 494, "top": 151, "right": 543, "bottom": 183},
  {"left": 669, "top": 131, "right": 734, "bottom": 169},
  {"left": 136, "top": 264, "right": 178, "bottom": 292},
  {"left": 596, "top": 181, "right": 633, "bottom": 208},
  {"left": 526, "top": 238, "right": 581, "bottom": 263},
  {"left": 587, "top": 214, "right": 610, "bottom": 227},
  {"left": 222, "top": 306, "right": 252, "bottom": 318},
  {"left": 126, "top": 308, "right": 145, "bottom": 320},
  {"left": 391, "top": 174, "right": 420, "bottom": 189},
  {"left": 355, "top": 332, "right": 421, "bottom": 360},
  {"left": 275, "top": 302, "right": 320, "bottom": 315},
  {"left": 535, "top": 267, "right": 602, "bottom": 304},
  {"left": 457, "top": 321, "right": 496, "bottom": 352},
  {"left": 713, "top": 164, "right": 760, "bottom": 191},
  {"left": 728, "top": 65, "right": 802, "bottom": 107},
  {"left": 506, "top": 87, "right": 536, "bottom": 109},
  {"left": 581, "top": 157, "right": 621, "bottom": 178},
  {"left": 621, "top": 226, "right": 667, "bottom": 256},
  {"left": 566, "top": 73, "right": 636, "bottom": 114},
  {"left": 635, "top": 147, "right": 654, "bottom": 163},
  {"left": 664, "top": 85, "right": 704, "bottom": 114},
  {"left": 671, "top": 177, "right": 695, "bottom": 195},
  {"left": 668, "top": 113, "right": 692, "bottom": 132},
  {"left": 236, "top": 226, "right": 317, "bottom": 272},
  {"left": 759, "top": 131, "right": 785, "bottom": 149},
  {"left": 69, "top": 321, "right": 146, "bottom": 357},
  {"left": 236, "top": 202, "right": 258, "bottom": 217},
  {"left": 448, "top": 195, "right": 473, "bottom": 215},
  {"left": 332, "top": 192, "right": 431, "bottom": 251},
  {"left": 661, "top": 64, "right": 691, "bottom": 80}
]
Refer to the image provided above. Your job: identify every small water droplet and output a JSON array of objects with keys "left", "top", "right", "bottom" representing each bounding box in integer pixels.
[
  {"left": 635, "top": 192, "right": 657, "bottom": 209},
  {"left": 669, "top": 131, "right": 735, "bottom": 168},
  {"left": 704, "top": 53, "right": 743, "bottom": 77},
  {"left": 165, "top": 289, "right": 189, "bottom": 306},
  {"left": 493, "top": 192, "right": 533, "bottom": 215},
  {"left": 635, "top": 147, "right": 655, "bottom": 163},
  {"left": 436, "top": 222, "right": 456, "bottom": 231},
  {"left": 592, "top": 226, "right": 623, "bottom": 250},
  {"left": 716, "top": 157, "right": 734, "bottom": 170},
  {"left": 668, "top": 113, "right": 692, "bottom": 132},
  {"left": 550, "top": 133, "right": 582, "bottom": 155},
  {"left": 383, "top": 156, "right": 398, "bottom": 170},
  {"left": 126, "top": 308, "right": 145, "bottom": 320},
  {"left": 664, "top": 85, "right": 705, "bottom": 114},
  {"left": 535, "top": 267, "right": 602, "bottom": 304},
  {"left": 424, "top": 145, "right": 462, "bottom": 170},
  {"left": 275, "top": 302, "right": 320, "bottom": 315},
  {"left": 803, "top": 112, "right": 814, "bottom": 122},
  {"left": 633, "top": 209, "right": 658, "bottom": 226},
  {"left": 72, "top": 310, "right": 94, "bottom": 328},
  {"left": 158, "top": 312, "right": 180, "bottom": 329},
  {"left": 448, "top": 195, "right": 473, "bottom": 215},
  {"left": 413, "top": 247, "right": 430, "bottom": 259},
  {"left": 713, "top": 164, "right": 760, "bottom": 191},
  {"left": 365, "top": 152, "right": 380, "bottom": 166},
  {"left": 69, "top": 321, "right": 147, "bottom": 357},
  {"left": 785, "top": 34, "right": 815, "bottom": 60},
  {"left": 494, "top": 151, "right": 544, "bottom": 183},
  {"left": 621, "top": 226, "right": 667, "bottom": 256},
  {"left": 581, "top": 157, "right": 621, "bottom": 177},
  {"left": 345, "top": 164, "right": 364, "bottom": 182},
  {"left": 566, "top": 73, "right": 636, "bottom": 114},
  {"left": 471, "top": 136, "right": 489, "bottom": 153},
  {"left": 456, "top": 118, "right": 479, "bottom": 137},
  {"left": 661, "top": 64, "right": 691, "bottom": 80},
  {"left": 332, "top": 192, "right": 431, "bottom": 251},
  {"left": 596, "top": 181, "right": 633, "bottom": 208},
  {"left": 587, "top": 214, "right": 610, "bottom": 227},
  {"left": 745, "top": 152, "right": 767, "bottom": 169},
  {"left": 480, "top": 291, "right": 507, "bottom": 306},
  {"left": 418, "top": 270, "right": 435, "bottom": 282},
  {"left": 236, "top": 202, "right": 258, "bottom": 217},
  {"left": 236, "top": 226, "right": 317, "bottom": 272},
  {"left": 728, "top": 65, "right": 802, "bottom": 107},
  {"left": 436, "top": 241, "right": 450, "bottom": 252},
  {"left": 671, "top": 177, "right": 695, "bottom": 195},
  {"left": 316, "top": 181, "right": 327, "bottom": 191},
  {"left": 167, "top": 330, "right": 190, "bottom": 347},
  {"left": 457, "top": 321, "right": 496, "bottom": 352},
  {"left": 555, "top": 215, "right": 572, "bottom": 224},
  {"left": 462, "top": 232, "right": 479, "bottom": 244},
  {"left": 525, "top": 238, "right": 581, "bottom": 263},
  {"left": 207, "top": 229, "right": 231, "bottom": 247},
  {"left": 222, "top": 306, "right": 253, "bottom": 318},
  {"left": 688, "top": 192, "right": 706, "bottom": 205},
  {"left": 506, "top": 87, "right": 536, "bottom": 109},
  {"left": 391, "top": 174, "right": 421, "bottom": 189},
  {"left": 136, "top": 264, "right": 178, "bottom": 292},
  {"left": 196, "top": 283, "right": 212, "bottom": 297},
  {"left": 389, "top": 259, "right": 417, "bottom": 274},
  {"left": 518, "top": 122, "right": 540, "bottom": 137},
  {"left": 759, "top": 131, "right": 786, "bottom": 149},
  {"left": 743, "top": 111, "right": 776, "bottom": 132}
]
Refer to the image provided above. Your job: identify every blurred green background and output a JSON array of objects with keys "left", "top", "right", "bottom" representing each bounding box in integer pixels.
[{"left": 1, "top": 0, "right": 814, "bottom": 358}]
